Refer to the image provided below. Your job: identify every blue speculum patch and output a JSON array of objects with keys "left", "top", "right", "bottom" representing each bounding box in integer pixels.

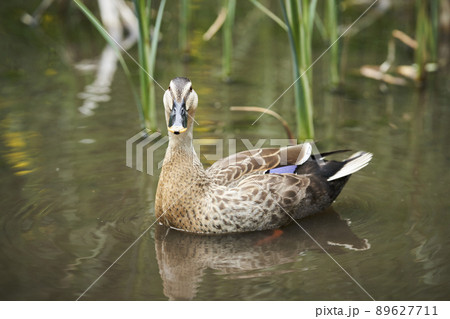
[{"left": 267, "top": 165, "right": 297, "bottom": 174}]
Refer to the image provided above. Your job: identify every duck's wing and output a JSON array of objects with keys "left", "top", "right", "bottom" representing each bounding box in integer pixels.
[
  {"left": 207, "top": 143, "right": 312, "bottom": 186},
  {"left": 222, "top": 173, "right": 313, "bottom": 230}
]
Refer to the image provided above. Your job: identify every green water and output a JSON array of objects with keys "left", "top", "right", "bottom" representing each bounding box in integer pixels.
[{"left": 0, "top": 1, "right": 449, "bottom": 300}]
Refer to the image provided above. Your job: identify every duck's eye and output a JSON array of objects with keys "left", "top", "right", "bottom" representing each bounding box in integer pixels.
[
  {"left": 168, "top": 86, "right": 171, "bottom": 90},
  {"left": 189, "top": 86, "right": 192, "bottom": 92}
]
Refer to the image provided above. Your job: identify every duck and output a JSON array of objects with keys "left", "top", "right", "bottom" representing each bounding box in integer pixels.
[{"left": 155, "top": 77, "right": 372, "bottom": 234}]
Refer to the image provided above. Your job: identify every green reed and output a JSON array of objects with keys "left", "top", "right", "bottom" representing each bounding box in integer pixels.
[
  {"left": 179, "top": 0, "right": 190, "bottom": 54},
  {"left": 134, "top": 0, "right": 166, "bottom": 130},
  {"left": 280, "top": 0, "right": 316, "bottom": 140},
  {"left": 249, "top": 0, "right": 287, "bottom": 31},
  {"left": 223, "top": 0, "right": 236, "bottom": 81},
  {"left": 415, "top": 0, "right": 439, "bottom": 84},
  {"left": 326, "top": 0, "right": 340, "bottom": 89}
]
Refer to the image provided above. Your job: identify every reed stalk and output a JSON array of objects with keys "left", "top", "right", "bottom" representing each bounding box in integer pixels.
[
  {"left": 281, "top": 0, "right": 316, "bottom": 140},
  {"left": 326, "top": 0, "right": 340, "bottom": 88},
  {"left": 134, "top": 0, "right": 152, "bottom": 128},
  {"left": 249, "top": 0, "right": 287, "bottom": 30},
  {"left": 231, "top": 106, "right": 296, "bottom": 144},
  {"left": 223, "top": 0, "right": 236, "bottom": 81},
  {"left": 179, "top": 0, "right": 190, "bottom": 54},
  {"left": 415, "top": 0, "right": 439, "bottom": 84},
  {"left": 429, "top": 0, "right": 439, "bottom": 63},
  {"left": 134, "top": 0, "right": 166, "bottom": 130}
]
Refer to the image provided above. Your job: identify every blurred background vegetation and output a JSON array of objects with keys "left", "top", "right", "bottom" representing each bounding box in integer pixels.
[{"left": 69, "top": 0, "right": 448, "bottom": 139}]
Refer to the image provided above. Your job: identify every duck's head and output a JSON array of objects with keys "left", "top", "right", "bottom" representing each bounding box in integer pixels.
[{"left": 163, "top": 77, "right": 198, "bottom": 135}]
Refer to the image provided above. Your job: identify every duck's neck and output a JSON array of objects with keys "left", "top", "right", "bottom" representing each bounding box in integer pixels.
[{"left": 164, "top": 128, "right": 203, "bottom": 170}]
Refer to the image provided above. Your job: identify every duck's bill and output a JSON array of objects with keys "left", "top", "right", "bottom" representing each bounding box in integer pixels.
[
  {"left": 168, "top": 126, "right": 187, "bottom": 134},
  {"left": 168, "top": 100, "right": 188, "bottom": 135}
]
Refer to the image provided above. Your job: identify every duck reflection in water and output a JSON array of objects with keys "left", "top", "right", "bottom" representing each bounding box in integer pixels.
[{"left": 154, "top": 207, "right": 370, "bottom": 300}]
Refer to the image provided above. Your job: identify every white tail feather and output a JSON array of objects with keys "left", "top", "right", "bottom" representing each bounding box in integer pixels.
[
  {"left": 295, "top": 143, "right": 312, "bottom": 165},
  {"left": 327, "top": 151, "right": 373, "bottom": 181}
]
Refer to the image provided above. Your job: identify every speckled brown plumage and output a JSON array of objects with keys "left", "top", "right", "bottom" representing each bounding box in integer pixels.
[{"left": 155, "top": 77, "right": 373, "bottom": 234}]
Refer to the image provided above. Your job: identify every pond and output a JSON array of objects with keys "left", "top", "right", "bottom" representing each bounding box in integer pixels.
[{"left": 0, "top": 1, "right": 448, "bottom": 300}]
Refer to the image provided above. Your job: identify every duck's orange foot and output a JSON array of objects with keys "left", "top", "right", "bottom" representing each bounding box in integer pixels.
[{"left": 255, "top": 229, "right": 284, "bottom": 246}]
